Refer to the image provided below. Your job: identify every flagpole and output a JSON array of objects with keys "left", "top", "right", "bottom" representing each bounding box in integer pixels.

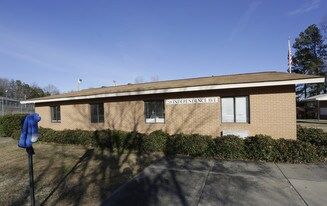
[{"left": 288, "top": 37, "right": 292, "bottom": 73}]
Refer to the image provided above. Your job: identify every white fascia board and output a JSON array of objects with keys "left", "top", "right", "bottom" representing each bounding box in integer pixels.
[
  {"left": 21, "top": 77, "right": 325, "bottom": 104},
  {"left": 316, "top": 97, "right": 327, "bottom": 101}
]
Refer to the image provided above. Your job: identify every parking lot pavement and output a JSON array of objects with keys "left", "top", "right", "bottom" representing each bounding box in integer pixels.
[{"left": 101, "top": 157, "right": 326, "bottom": 206}]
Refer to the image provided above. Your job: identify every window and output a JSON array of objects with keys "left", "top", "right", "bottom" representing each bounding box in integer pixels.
[
  {"left": 144, "top": 101, "right": 165, "bottom": 123},
  {"left": 221, "top": 96, "right": 249, "bottom": 123},
  {"left": 51, "top": 106, "right": 61, "bottom": 123},
  {"left": 91, "top": 103, "right": 104, "bottom": 123}
]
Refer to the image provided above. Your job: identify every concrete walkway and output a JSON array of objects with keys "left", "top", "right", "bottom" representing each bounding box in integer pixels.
[{"left": 102, "top": 157, "right": 327, "bottom": 206}]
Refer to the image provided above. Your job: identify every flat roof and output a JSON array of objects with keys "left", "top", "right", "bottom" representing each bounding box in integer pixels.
[{"left": 22, "top": 71, "right": 325, "bottom": 104}]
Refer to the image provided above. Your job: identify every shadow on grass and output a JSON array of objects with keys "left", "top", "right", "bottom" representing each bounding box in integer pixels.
[
  {"left": 40, "top": 149, "right": 94, "bottom": 206},
  {"left": 25, "top": 93, "right": 212, "bottom": 205}
]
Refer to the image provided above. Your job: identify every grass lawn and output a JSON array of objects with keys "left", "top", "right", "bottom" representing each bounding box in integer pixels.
[
  {"left": 0, "top": 138, "right": 162, "bottom": 205},
  {"left": 297, "top": 119, "right": 327, "bottom": 131}
]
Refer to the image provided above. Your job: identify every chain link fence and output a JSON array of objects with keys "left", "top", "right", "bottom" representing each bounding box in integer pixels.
[{"left": 0, "top": 97, "right": 34, "bottom": 116}]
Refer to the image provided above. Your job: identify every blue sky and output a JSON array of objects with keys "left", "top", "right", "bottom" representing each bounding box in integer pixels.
[{"left": 0, "top": 0, "right": 326, "bottom": 92}]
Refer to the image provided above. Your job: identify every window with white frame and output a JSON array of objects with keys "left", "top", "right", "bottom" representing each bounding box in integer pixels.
[
  {"left": 90, "top": 103, "right": 104, "bottom": 123},
  {"left": 144, "top": 101, "right": 165, "bottom": 123},
  {"left": 221, "top": 96, "right": 249, "bottom": 123},
  {"left": 51, "top": 106, "right": 61, "bottom": 123}
]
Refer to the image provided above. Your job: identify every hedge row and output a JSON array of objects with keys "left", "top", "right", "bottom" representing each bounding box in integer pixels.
[
  {"left": 297, "top": 125, "right": 327, "bottom": 157},
  {"left": 0, "top": 114, "right": 26, "bottom": 137},
  {"left": 4, "top": 114, "right": 327, "bottom": 163},
  {"left": 11, "top": 127, "right": 326, "bottom": 163}
]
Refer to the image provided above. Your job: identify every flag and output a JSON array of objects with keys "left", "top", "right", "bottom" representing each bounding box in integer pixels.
[{"left": 288, "top": 37, "right": 292, "bottom": 73}]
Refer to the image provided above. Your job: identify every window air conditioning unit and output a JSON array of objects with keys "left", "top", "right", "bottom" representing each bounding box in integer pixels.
[{"left": 222, "top": 130, "right": 249, "bottom": 139}]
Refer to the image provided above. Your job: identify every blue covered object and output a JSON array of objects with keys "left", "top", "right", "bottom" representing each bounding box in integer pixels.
[{"left": 18, "top": 113, "right": 41, "bottom": 148}]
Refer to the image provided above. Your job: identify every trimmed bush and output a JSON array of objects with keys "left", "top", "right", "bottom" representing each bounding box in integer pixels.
[
  {"left": 6, "top": 122, "right": 327, "bottom": 163},
  {"left": 297, "top": 125, "right": 327, "bottom": 146},
  {"left": 244, "top": 135, "right": 276, "bottom": 161},
  {"left": 166, "top": 134, "right": 213, "bottom": 157},
  {"left": 297, "top": 126, "right": 327, "bottom": 158},
  {"left": 118, "top": 130, "right": 143, "bottom": 151},
  {"left": 0, "top": 114, "right": 26, "bottom": 137},
  {"left": 39, "top": 128, "right": 94, "bottom": 145},
  {"left": 93, "top": 130, "right": 112, "bottom": 149},
  {"left": 214, "top": 135, "right": 245, "bottom": 159},
  {"left": 142, "top": 130, "right": 169, "bottom": 152},
  {"left": 38, "top": 127, "right": 143, "bottom": 151},
  {"left": 274, "top": 138, "right": 319, "bottom": 163},
  {"left": 11, "top": 129, "right": 22, "bottom": 140}
]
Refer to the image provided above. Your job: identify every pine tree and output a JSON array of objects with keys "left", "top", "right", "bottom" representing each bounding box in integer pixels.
[{"left": 292, "top": 24, "right": 327, "bottom": 99}]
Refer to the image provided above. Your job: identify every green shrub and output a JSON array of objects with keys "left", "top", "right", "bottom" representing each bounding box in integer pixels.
[
  {"left": 63, "top": 129, "right": 94, "bottom": 145},
  {"left": 297, "top": 125, "right": 327, "bottom": 158},
  {"left": 142, "top": 130, "right": 169, "bottom": 152},
  {"left": 39, "top": 127, "right": 58, "bottom": 142},
  {"left": 297, "top": 125, "right": 327, "bottom": 146},
  {"left": 274, "top": 138, "right": 319, "bottom": 163},
  {"left": 214, "top": 135, "right": 245, "bottom": 159},
  {"left": 166, "top": 134, "right": 213, "bottom": 157},
  {"left": 0, "top": 114, "right": 26, "bottom": 137},
  {"left": 93, "top": 130, "right": 112, "bottom": 148},
  {"left": 110, "top": 130, "right": 142, "bottom": 150},
  {"left": 38, "top": 127, "right": 143, "bottom": 151},
  {"left": 286, "top": 140, "right": 318, "bottom": 163},
  {"left": 9, "top": 124, "right": 327, "bottom": 163},
  {"left": 38, "top": 128, "right": 94, "bottom": 145},
  {"left": 244, "top": 135, "right": 276, "bottom": 161},
  {"left": 11, "top": 130, "right": 21, "bottom": 140}
]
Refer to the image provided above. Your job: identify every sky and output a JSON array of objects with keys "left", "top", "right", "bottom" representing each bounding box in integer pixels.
[{"left": 0, "top": 0, "right": 326, "bottom": 93}]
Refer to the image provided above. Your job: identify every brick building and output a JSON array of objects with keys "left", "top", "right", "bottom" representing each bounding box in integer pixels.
[{"left": 22, "top": 72, "right": 324, "bottom": 139}]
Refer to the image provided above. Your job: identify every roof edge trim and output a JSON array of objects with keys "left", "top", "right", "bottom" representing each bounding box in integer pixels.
[{"left": 21, "top": 77, "right": 325, "bottom": 104}]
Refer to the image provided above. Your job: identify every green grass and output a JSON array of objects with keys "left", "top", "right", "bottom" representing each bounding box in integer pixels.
[{"left": 0, "top": 138, "right": 162, "bottom": 205}]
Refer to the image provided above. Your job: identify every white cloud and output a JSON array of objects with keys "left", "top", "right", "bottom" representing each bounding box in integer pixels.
[{"left": 289, "top": 0, "right": 320, "bottom": 16}]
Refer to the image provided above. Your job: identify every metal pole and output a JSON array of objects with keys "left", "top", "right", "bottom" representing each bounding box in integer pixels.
[
  {"left": 5, "top": 90, "right": 8, "bottom": 106},
  {"left": 1, "top": 97, "right": 3, "bottom": 116},
  {"left": 28, "top": 149, "right": 35, "bottom": 206},
  {"left": 288, "top": 37, "right": 292, "bottom": 73}
]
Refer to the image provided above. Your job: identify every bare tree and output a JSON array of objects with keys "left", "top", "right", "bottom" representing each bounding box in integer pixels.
[
  {"left": 44, "top": 84, "right": 60, "bottom": 96},
  {"left": 0, "top": 78, "right": 10, "bottom": 97},
  {"left": 134, "top": 76, "right": 144, "bottom": 84},
  {"left": 150, "top": 75, "right": 159, "bottom": 82}
]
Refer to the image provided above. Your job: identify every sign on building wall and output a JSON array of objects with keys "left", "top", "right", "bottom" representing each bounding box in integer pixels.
[{"left": 165, "top": 97, "right": 218, "bottom": 105}]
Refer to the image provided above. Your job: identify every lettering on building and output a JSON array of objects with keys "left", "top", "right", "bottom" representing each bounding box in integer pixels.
[{"left": 165, "top": 97, "right": 218, "bottom": 105}]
